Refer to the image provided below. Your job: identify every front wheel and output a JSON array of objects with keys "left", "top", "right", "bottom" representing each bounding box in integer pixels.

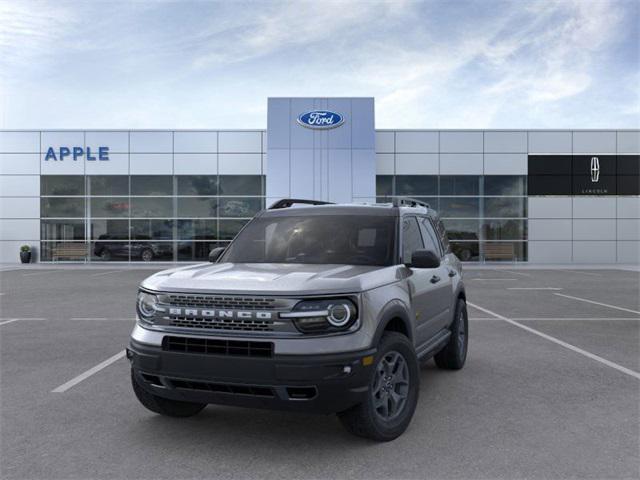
[
  {"left": 131, "top": 370, "right": 206, "bottom": 417},
  {"left": 338, "top": 332, "right": 419, "bottom": 441},
  {"left": 434, "top": 298, "right": 468, "bottom": 370}
]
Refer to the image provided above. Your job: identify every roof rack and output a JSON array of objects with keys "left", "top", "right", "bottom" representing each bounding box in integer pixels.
[
  {"left": 268, "top": 198, "right": 335, "bottom": 210},
  {"left": 392, "top": 197, "right": 430, "bottom": 209}
]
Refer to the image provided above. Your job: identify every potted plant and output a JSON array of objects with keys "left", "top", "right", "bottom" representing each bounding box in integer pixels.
[{"left": 20, "top": 245, "right": 32, "bottom": 264}]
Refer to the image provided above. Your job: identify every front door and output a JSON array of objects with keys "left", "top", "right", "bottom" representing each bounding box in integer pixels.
[{"left": 401, "top": 216, "right": 442, "bottom": 346}]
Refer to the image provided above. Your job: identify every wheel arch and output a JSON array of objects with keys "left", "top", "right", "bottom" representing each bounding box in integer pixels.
[{"left": 372, "top": 301, "right": 414, "bottom": 347}]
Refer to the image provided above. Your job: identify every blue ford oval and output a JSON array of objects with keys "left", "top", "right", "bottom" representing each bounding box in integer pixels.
[{"left": 297, "top": 110, "right": 344, "bottom": 129}]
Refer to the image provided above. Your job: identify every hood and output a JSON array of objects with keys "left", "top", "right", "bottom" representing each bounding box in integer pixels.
[{"left": 141, "top": 262, "right": 402, "bottom": 295}]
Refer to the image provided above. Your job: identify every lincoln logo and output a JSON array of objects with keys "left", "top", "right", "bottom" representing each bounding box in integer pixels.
[
  {"left": 168, "top": 308, "right": 273, "bottom": 320},
  {"left": 590, "top": 156, "right": 600, "bottom": 183},
  {"left": 297, "top": 110, "right": 344, "bottom": 130}
]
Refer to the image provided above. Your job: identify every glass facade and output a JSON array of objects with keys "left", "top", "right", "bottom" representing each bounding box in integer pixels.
[
  {"left": 40, "top": 175, "right": 265, "bottom": 262},
  {"left": 377, "top": 175, "right": 528, "bottom": 262}
]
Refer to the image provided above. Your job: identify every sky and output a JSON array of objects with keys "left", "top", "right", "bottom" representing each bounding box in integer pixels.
[{"left": 0, "top": 0, "right": 638, "bottom": 129}]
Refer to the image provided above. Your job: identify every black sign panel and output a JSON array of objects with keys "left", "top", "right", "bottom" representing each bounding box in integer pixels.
[
  {"left": 528, "top": 175, "right": 572, "bottom": 196},
  {"left": 528, "top": 155, "right": 639, "bottom": 196},
  {"left": 618, "top": 155, "right": 640, "bottom": 175},
  {"left": 528, "top": 155, "right": 572, "bottom": 175},
  {"left": 617, "top": 176, "right": 640, "bottom": 195}
]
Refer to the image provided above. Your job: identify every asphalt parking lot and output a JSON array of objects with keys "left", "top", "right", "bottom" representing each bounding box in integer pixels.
[{"left": 1, "top": 264, "right": 638, "bottom": 480}]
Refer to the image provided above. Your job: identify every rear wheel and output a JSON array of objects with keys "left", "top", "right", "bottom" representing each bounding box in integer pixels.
[
  {"left": 131, "top": 370, "right": 206, "bottom": 417},
  {"left": 338, "top": 332, "right": 419, "bottom": 441},
  {"left": 434, "top": 298, "right": 468, "bottom": 370},
  {"left": 141, "top": 248, "right": 154, "bottom": 262}
]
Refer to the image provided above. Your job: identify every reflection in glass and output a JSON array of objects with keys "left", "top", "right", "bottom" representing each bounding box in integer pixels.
[
  {"left": 130, "top": 175, "right": 173, "bottom": 195},
  {"left": 440, "top": 176, "right": 480, "bottom": 196},
  {"left": 177, "top": 197, "right": 217, "bottom": 218},
  {"left": 131, "top": 220, "right": 174, "bottom": 240},
  {"left": 177, "top": 175, "right": 218, "bottom": 195},
  {"left": 41, "top": 220, "right": 85, "bottom": 241},
  {"left": 219, "top": 175, "right": 263, "bottom": 196},
  {"left": 484, "top": 197, "right": 527, "bottom": 218},
  {"left": 441, "top": 219, "right": 479, "bottom": 241},
  {"left": 439, "top": 198, "right": 479, "bottom": 218},
  {"left": 395, "top": 176, "right": 437, "bottom": 196},
  {"left": 482, "top": 220, "right": 527, "bottom": 240},
  {"left": 92, "top": 241, "right": 129, "bottom": 261},
  {"left": 482, "top": 242, "right": 527, "bottom": 261},
  {"left": 41, "top": 198, "right": 85, "bottom": 217},
  {"left": 130, "top": 242, "right": 173, "bottom": 262},
  {"left": 91, "top": 219, "right": 129, "bottom": 240},
  {"left": 219, "top": 197, "right": 263, "bottom": 217},
  {"left": 89, "top": 176, "right": 128, "bottom": 196},
  {"left": 90, "top": 197, "right": 129, "bottom": 217},
  {"left": 376, "top": 176, "right": 393, "bottom": 197},
  {"left": 41, "top": 176, "right": 85, "bottom": 196},
  {"left": 450, "top": 242, "right": 479, "bottom": 262},
  {"left": 131, "top": 197, "right": 173, "bottom": 217},
  {"left": 484, "top": 176, "right": 526, "bottom": 196},
  {"left": 177, "top": 241, "right": 226, "bottom": 261},
  {"left": 177, "top": 220, "right": 217, "bottom": 240},
  {"left": 218, "top": 219, "right": 248, "bottom": 240},
  {"left": 40, "top": 242, "right": 88, "bottom": 261}
]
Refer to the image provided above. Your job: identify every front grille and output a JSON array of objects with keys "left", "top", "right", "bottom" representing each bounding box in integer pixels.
[
  {"left": 168, "top": 378, "right": 275, "bottom": 397},
  {"left": 168, "top": 316, "right": 273, "bottom": 332},
  {"left": 166, "top": 294, "right": 278, "bottom": 310},
  {"left": 163, "top": 336, "right": 274, "bottom": 358}
]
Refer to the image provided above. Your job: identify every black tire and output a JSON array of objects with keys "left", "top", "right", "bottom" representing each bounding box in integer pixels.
[
  {"left": 131, "top": 370, "right": 206, "bottom": 417},
  {"left": 100, "top": 249, "right": 111, "bottom": 261},
  {"left": 338, "top": 332, "right": 419, "bottom": 442},
  {"left": 434, "top": 298, "right": 468, "bottom": 370},
  {"left": 141, "top": 249, "right": 154, "bottom": 262}
]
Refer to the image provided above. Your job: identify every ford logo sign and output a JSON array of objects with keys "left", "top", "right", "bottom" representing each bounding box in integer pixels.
[{"left": 297, "top": 110, "right": 344, "bottom": 129}]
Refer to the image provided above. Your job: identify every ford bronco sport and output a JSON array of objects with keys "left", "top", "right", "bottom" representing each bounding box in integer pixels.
[{"left": 128, "top": 198, "right": 468, "bottom": 441}]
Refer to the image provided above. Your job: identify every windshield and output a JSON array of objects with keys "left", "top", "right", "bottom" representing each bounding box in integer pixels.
[{"left": 221, "top": 215, "right": 397, "bottom": 266}]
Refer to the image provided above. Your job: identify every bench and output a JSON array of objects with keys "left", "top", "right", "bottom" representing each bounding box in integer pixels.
[
  {"left": 52, "top": 243, "right": 88, "bottom": 261},
  {"left": 483, "top": 243, "right": 514, "bottom": 261}
]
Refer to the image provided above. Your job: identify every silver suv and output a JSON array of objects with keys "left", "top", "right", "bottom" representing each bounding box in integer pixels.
[{"left": 128, "top": 198, "right": 468, "bottom": 441}]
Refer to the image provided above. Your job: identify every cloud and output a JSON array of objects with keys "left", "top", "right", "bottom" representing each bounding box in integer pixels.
[{"left": 0, "top": 0, "right": 637, "bottom": 128}]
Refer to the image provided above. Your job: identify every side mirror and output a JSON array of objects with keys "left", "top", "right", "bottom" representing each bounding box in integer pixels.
[
  {"left": 208, "top": 247, "right": 226, "bottom": 263},
  {"left": 408, "top": 249, "right": 440, "bottom": 269}
]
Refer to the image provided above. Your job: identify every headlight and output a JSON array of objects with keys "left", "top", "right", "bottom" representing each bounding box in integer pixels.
[
  {"left": 281, "top": 298, "right": 358, "bottom": 334},
  {"left": 137, "top": 291, "right": 159, "bottom": 323}
]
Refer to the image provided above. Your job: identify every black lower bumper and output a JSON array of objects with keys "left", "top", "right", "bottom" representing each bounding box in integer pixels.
[{"left": 128, "top": 339, "right": 376, "bottom": 414}]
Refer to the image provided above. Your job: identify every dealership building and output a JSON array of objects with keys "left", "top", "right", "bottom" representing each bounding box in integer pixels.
[{"left": 0, "top": 97, "right": 638, "bottom": 264}]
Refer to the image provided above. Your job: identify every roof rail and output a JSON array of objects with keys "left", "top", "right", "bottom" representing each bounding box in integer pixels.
[
  {"left": 268, "top": 198, "right": 335, "bottom": 210},
  {"left": 392, "top": 197, "right": 430, "bottom": 209}
]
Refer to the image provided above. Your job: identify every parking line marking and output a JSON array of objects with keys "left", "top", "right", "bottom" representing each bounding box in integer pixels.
[
  {"left": 0, "top": 318, "right": 47, "bottom": 325},
  {"left": 51, "top": 350, "right": 126, "bottom": 393},
  {"left": 508, "top": 287, "right": 563, "bottom": 290},
  {"left": 467, "top": 301, "right": 640, "bottom": 380},
  {"left": 554, "top": 269, "right": 603, "bottom": 277},
  {"left": 511, "top": 317, "right": 640, "bottom": 321},
  {"left": 553, "top": 293, "right": 640, "bottom": 315},
  {"left": 71, "top": 317, "right": 134, "bottom": 321},
  {"left": 22, "top": 270, "right": 59, "bottom": 277},
  {"left": 472, "top": 278, "right": 518, "bottom": 281},
  {"left": 500, "top": 270, "right": 532, "bottom": 277},
  {"left": 90, "top": 270, "right": 122, "bottom": 277}
]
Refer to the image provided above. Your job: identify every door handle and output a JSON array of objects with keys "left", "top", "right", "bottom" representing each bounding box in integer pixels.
[
  {"left": 448, "top": 269, "right": 457, "bottom": 277},
  {"left": 430, "top": 275, "right": 441, "bottom": 284}
]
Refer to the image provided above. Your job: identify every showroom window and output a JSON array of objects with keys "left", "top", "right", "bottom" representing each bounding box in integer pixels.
[
  {"left": 40, "top": 174, "right": 265, "bottom": 262},
  {"left": 376, "top": 175, "right": 528, "bottom": 262}
]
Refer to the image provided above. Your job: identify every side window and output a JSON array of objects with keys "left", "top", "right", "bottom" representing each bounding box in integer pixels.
[
  {"left": 419, "top": 217, "right": 442, "bottom": 257},
  {"left": 402, "top": 217, "right": 424, "bottom": 264}
]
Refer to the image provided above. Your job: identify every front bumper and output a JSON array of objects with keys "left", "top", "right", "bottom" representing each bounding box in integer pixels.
[{"left": 128, "top": 337, "right": 376, "bottom": 414}]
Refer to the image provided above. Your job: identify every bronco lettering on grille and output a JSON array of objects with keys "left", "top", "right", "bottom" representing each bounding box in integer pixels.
[{"left": 168, "top": 308, "right": 273, "bottom": 320}]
